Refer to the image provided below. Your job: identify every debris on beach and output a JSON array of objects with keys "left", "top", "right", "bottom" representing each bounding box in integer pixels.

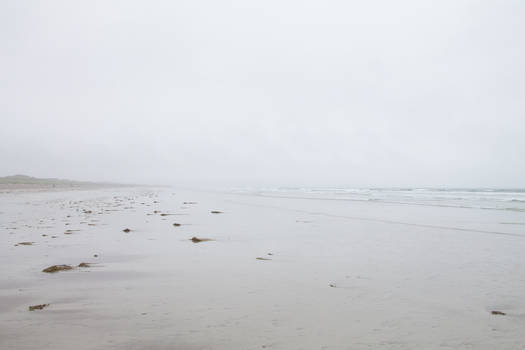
[
  {"left": 329, "top": 284, "right": 336, "bottom": 288},
  {"left": 160, "top": 213, "right": 175, "bottom": 216},
  {"left": 28, "top": 304, "right": 49, "bottom": 311},
  {"left": 15, "top": 242, "right": 34, "bottom": 246},
  {"left": 256, "top": 257, "right": 272, "bottom": 261},
  {"left": 491, "top": 310, "right": 506, "bottom": 315},
  {"left": 78, "top": 262, "right": 91, "bottom": 268},
  {"left": 42, "top": 265, "right": 73, "bottom": 273},
  {"left": 122, "top": 228, "right": 131, "bottom": 233},
  {"left": 268, "top": 253, "right": 273, "bottom": 256},
  {"left": 191, "top": 237, "right": 212, "bottom": 243},
  {"left": 211, "top": 210, "right": 223, "bottom": 214},
  {"left": 183, "top": 202, "right": 197, "bottom": 204},
  {"left": 93, "top": 254, "right": 98, "bottom": 257},
  {"left": 173, "top": 223, "right": 181, "bottom": 227},
  {"left": 64, "top": 229, "right": 80, "bottom": 234}
]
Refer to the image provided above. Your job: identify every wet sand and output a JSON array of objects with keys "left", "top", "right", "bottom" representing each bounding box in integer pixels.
[{"left": 1, "top": 187, "right": 525, "bottom": 349}]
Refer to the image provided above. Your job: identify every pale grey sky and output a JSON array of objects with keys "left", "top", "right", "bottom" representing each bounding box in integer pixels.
[{"left": 1, "top": 0, "right": 524, "bottom": 187}]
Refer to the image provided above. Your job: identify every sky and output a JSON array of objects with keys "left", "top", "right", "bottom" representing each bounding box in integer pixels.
[{"left": 1, "top": 0, "right": 524, "bottom": 188}]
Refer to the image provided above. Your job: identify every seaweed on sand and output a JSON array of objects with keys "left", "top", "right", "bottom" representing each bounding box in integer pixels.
[
  {"left": 491, "top": 310, "right": 506, "bottom": 315},
  {"left": 15, "top": 242, "right": 34, "bottom": 246},
  {"left": 29, "top": 304, "right": 49, "bottom": 311},
  {"left": 190, "top": 237, "right": 213, "bottom": 243},
  {"left": 42, "top": 265, "right": 73, "bottom": 273}
]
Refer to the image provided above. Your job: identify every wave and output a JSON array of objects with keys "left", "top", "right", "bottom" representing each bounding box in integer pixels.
[{"left": 235, "top": 187, "right": 525, "bottom": 213}]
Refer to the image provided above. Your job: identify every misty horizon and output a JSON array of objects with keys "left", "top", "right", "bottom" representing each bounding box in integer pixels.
[
  {"left": 2, "top": 1, "right": 524, "bottom": 188},
  {"left": 2, "top": 3, "right": 525, "bottom": 348}
]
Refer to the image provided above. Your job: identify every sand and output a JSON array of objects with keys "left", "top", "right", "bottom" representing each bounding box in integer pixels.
[{"left": 1, "top": 186, "right": 525, "bottom": 349}]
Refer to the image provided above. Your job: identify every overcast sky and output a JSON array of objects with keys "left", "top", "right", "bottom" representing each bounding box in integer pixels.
[{"left": 1, "top": 1, "right": 524, "bottom": 188}]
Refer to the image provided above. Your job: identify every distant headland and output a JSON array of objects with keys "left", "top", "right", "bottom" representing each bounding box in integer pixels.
[{"left": 0, "top": 174, "right": 128, "bottom": 190}]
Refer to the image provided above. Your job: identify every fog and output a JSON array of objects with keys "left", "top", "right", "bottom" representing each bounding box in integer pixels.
[{"left": 1, "top": 1, "right": 524, "bottom": 188}]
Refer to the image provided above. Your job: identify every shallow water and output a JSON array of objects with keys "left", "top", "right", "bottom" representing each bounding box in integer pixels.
[{"left": 1, "top": 187, "right": 525, "bottom": 349}]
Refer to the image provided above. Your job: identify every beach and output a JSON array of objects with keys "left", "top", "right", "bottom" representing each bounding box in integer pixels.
[{"left": 1, "top": 186, "right": 525, "bottom": 349}]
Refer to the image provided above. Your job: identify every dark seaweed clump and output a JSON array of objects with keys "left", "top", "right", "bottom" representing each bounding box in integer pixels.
[{"left": 42, "top": 265, "right": 73, "bottom": 273}]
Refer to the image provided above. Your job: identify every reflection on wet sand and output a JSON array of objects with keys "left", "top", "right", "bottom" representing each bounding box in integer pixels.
[{"left": 1, "top": 186, "right": 525, "bottom": 349}]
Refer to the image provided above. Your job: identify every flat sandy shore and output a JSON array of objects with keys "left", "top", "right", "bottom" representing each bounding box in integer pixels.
[{"left": 1, "top": 187, "right": 525, "bottom": 349}]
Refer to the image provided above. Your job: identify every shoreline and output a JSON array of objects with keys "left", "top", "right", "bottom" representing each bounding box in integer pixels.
[{"left": 1, "top": 187, "right": 524, "bottom": 349}]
